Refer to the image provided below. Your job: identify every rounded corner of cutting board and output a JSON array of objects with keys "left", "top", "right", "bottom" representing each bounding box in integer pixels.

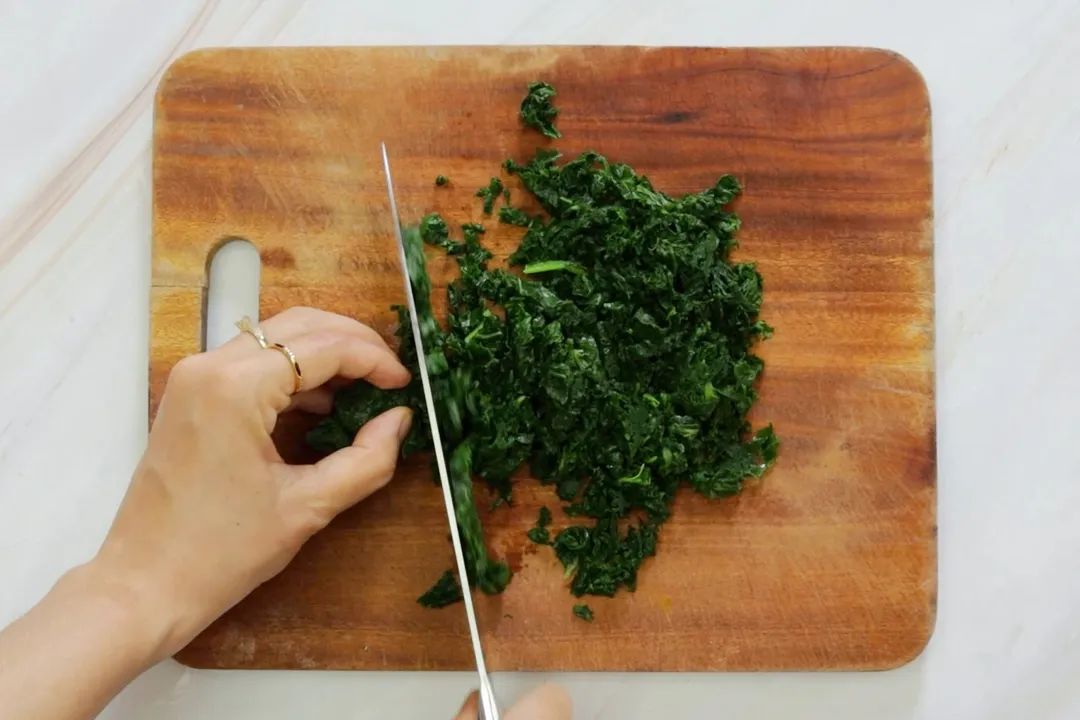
[
  {"left": 877, "top": 608, "right": 938, "bottom": 672},
  {"left": 171, "top": 646, "right": 215, "bottom": 671},
  {"left": 865, "top": 47, "right": 931, "bottom": 103}
]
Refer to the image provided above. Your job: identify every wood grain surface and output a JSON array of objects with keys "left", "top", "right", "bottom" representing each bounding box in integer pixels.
[{"left": 151, "top": 46, "right": 935, "bottom": 672}]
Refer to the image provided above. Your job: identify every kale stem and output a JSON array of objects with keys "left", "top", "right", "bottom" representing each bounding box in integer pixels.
[
  {"left": 523, "top": 260, "right": 586, "bottom": 276},
  {"left": 464, "top": 325, "right": 484, "bottom": 345}
]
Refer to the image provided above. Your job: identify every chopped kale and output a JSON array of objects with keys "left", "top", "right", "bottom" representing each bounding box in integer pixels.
[
  {"left": 498, "top": 206, "right": 537, "bottom": 228},
  {"left": 475, "top": 177, "right": 504, "bottom": 215},
  {"left": 553, "top": 518, "right": 658, "bottom": 597},
  {"left": 520, "top": 81, "right": 561, "bottom": 139},
  {"left": 309, "top": 81, "right": 777, "bottom": 607},
  {"left": 435, "top": 175, "right": 450, "bottom": 187},
  {"left": 417, "top": 569, "right": 463, "bottom": 608},
  {"left": 572, "top": 604, "right": 594, "bottom": 622},
  {"left": 526, "top": 506, "right": 553, "bottom": 545},
  {"left": 462, "top": 222, "right": 486, "bottom": 245}
]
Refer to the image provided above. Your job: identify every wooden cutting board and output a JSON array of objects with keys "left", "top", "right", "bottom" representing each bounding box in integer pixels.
[{"left": 151, "top": 46, "right": 935, "bottom": 672}]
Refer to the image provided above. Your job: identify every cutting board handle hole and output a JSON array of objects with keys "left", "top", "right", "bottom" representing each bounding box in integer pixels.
[{"left": 205, "top": 236, "right": 261, "bottom": 351}]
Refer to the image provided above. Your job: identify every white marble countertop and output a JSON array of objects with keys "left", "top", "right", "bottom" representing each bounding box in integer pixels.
[{"left": 3, "top": 1, "right": 1080, "bottom": 718}]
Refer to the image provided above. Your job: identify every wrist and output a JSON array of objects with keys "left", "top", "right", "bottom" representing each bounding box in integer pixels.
[{"left": 64, "top": 554, "right": 182, "bottom": 667}]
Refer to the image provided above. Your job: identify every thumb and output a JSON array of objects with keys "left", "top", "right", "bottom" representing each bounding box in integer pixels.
[
  {"left": 294, "top": 406, "right": 413, "bottom": 514},
  {"left": 506, "top": 684, "right": 573, "bottom": 720}
]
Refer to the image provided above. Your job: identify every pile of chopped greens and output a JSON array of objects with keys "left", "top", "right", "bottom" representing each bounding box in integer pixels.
[{"left": 308, "top": 81, "right": 777, "bottom": 619}]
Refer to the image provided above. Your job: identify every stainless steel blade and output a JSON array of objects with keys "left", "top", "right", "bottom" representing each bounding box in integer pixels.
[{"left": 381, "top": 143, "right": 500, "bottom": 720}]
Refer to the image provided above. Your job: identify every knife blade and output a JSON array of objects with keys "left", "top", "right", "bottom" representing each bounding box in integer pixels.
[{"left": 381, "top": 143, "right": 500, "bottom": 720}]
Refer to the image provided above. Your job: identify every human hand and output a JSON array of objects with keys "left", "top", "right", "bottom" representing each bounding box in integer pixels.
[
  {"left": 454, "top": 684, "right": 572, "bottom": 720},
  {"left": 93, "top": 307, "right": 412, "bottom": 661}
]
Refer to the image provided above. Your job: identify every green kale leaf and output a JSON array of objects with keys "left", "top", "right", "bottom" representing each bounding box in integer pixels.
[
  {"left": 417, "top": 569, "right": 463, "bottom": 608},
  {"left": 572, "top": 604, "right": 594, "bottom": 622},
  {"left": 526, "top": 506, "right": 553, "bottom": 545},
  {"left": 520, "top": 81, "right": 561, "bottom": 139},
  {"left": 475, "top": 177, "right": 504, "bottom": 215}
]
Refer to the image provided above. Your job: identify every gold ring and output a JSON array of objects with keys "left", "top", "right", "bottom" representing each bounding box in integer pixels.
[
  {"left": 236, "top": 316, "right": 303, "bottom": 394},
  {"left": 269, "top": 342, "right": 303, "bottom": 393}
]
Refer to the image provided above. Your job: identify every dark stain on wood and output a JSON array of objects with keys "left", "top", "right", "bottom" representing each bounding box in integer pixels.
[{"left": 260, "top": 247, "right": 295, "bottom": 269}]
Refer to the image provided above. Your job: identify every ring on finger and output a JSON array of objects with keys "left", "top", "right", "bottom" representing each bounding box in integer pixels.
[{"left": 236, "top": 316, "right": 304, "bottom": 393}]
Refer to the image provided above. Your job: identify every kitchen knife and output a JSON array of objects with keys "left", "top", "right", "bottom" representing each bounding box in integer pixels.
[{"left": 381, "top": 143, "right": 500, "bottom": 720}]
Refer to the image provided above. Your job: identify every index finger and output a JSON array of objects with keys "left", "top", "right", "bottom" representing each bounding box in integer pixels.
[
  {"left": 261, "top": 331, "right": 411, "bottom": 398},
  {"left": 259, "top": 306, "right": 395, "bottom": 352},
  {"left": 453, "top": 690, "right": 480, "bottom": 720}
]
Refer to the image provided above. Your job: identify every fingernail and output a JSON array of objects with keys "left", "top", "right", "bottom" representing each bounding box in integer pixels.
[{"left": 396, "top": 408, "right": 413, "bottom": 441}]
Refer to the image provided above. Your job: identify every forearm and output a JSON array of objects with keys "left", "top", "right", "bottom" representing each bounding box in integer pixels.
[{"left": 0, "top": 558, "right": 171, "bottom": 720}]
